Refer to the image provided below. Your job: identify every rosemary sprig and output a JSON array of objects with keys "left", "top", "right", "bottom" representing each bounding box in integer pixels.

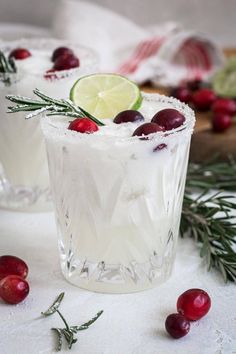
[
  {"left": 0, "top": 51, "right": 17, "bottom": 86},
  {"left": 6, "top": 88, "right": 105, "bottom": 126},
  {"left": 185, "top": 155, "right": 236, "bottom": 192},
  {"left": 41, "top": 292, "right": 103, "bottom": 351},
  {"left": 182, "top": 157, "right": 236, "bottom": 282}
]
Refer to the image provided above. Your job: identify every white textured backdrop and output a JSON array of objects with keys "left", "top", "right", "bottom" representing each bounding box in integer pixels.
[{"left": 0, "top": 0, "right": 235, "bottom": 46}]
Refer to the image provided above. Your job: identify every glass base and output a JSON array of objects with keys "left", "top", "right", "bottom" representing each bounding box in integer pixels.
[
  {"left": 59, "top": 232, "right": 175, "bottom": 293},
  {"left": 0, "top": 178, "right": 52, "bottom": 212}
]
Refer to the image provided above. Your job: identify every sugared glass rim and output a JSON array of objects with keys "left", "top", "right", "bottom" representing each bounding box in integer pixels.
[
  {"left": 41, "top": 92, "right": 196, "bottom": 144},
  {"left": 0, "top": 37, "right": 99, "bottom": 79}
]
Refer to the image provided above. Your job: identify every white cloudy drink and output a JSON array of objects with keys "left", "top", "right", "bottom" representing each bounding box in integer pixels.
[
  {"left": 42, "top": 92, "right": 195, "bottom": 293},
  {"left": 0, "top": 38, "right": 97, "bottom": 211}
]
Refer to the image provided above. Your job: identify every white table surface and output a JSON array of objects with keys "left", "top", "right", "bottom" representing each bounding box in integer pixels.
[
  {"left": 0, "top": 209, "right": 236, "bottom": 354},
  {"left": 0, "top": 21, "right": 235, "bottom": 354}
]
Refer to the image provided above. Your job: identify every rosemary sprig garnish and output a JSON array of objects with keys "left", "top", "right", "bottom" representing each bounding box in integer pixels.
[
  {"left": 41, "top": 292, "right": 103, "bottom": 351},
  {"left": 0, "top": 50, "right": 17, "bottom": 86},
  {"left": 182, "top": 156, "right": 236, "bottom": 282},
  {"left": 6, "top": 88, "right": 105, "bottom": 126}
]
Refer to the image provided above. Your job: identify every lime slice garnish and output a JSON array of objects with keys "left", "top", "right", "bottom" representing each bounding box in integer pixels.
[
  {"left": 70, "top": 73, "right": 142, "bottom": 119},
  {"left": 212, "top": 57, "right": 236, "bottom": 98}
]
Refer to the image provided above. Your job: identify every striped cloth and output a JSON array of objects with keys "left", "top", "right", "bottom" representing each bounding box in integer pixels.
[{"left": 53, "top": 0, "right": 224, "bottom": 87}]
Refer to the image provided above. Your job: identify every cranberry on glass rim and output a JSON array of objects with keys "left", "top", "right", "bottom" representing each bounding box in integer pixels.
[
  {"left": 177, "top": 288, "right": 211, "bottom": 321},
  {"left": 51, "top": 46, "right": 74, "bottom": 62},
  {"left": 132, "top": 122, "right": 164, "bottom": 138},
  {"left": 192, "top": 88, "right": 216, "bottom": 111},
  {"left": 212, "top": 113, "right": 232, "bottom": 133},
  {"left": 9, "top": 48, "right": 31, "bottom": 60},
  {"left": 151, "top": 109, "right": 185, "bottom": 130},
  {"left": 53, "top": 54, "right": 80, "bottom": 71},
  {"left": 165, "top": 313, "right": 190, "bottom": 339},
  {"left": 113, "top": 110, "right": 144, "bottom": 124},
  {"left": 0, "top": 275, "right": 29, "bottom": 304},
  {"left": 212, "top": 98, "right": 236, "bottom": 115},
  {"left": 68, "top": 117, "right": 99, "bottom": 134},
  {"left": 0, "top": 255, "right": 28, "bottom": 280}
]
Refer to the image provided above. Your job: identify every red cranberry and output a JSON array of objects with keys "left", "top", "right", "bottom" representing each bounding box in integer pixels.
[
  {"left": 212, "top": 113, "right": 232, "bottom": 133},
  {"left": 44, "top": 69, "right": 58, "bottom": 80},
  {"left": 51, "top": 46, "right": 74, "bottom": 62},
  {"left": 165, "top": 313, "right": 190, "bottom": 339},
  {"left": 132, "top": 122, "right": 164, "bottom": 138},
  {"left": 53, "top": 54, "right": 80, "bottom": 71},
  {"left": 187, "top": 79, "right": 202, "bottom": 92},
  {"left": 153, "top": 143, "right": 167, "bottom": 152},
  {"left": 113, "top": 110, "right": 144, "bottom": 124},
  {"left": 9, "top": 48, "right": 31, "bottom": 60},
  {"left": 192, "top": 89, "right": 216, "bottom": 111},
  {"left": 177, "top": 288, "right": 211, "bottom": 321},
  {"left": 0, "top": 275, "right": 29, "bottom": 304},
  {"left": 151, "top": 109, "right": 185, "bottom": 130},
  {"left": 171, "top": 87, "right": 192, "bottom": 104},
  {"left": 68, "top": 117, "right": 99, "bottom": 134},
  {"left": 212, "top": 98, "right": 236, "bottom": 116},
  {"left": 0, "top": 255, "right": 28, "bottom": 280}
]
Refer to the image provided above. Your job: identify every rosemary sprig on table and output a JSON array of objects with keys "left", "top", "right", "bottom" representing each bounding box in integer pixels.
[
  {"left": 0, "top": 51, "right": 17, "bottom": 86},
  {"left": 41, "top": 292, "right": 103, "bottom": 351},
  {"left": 6, "top": 88, "right": 105, "bottom": 126},
  {"left": 182, "top": 157, "right": 236, "bottom": 282},
  {"left": 185, "top": 155, "right": 236, "bottom": 192}
]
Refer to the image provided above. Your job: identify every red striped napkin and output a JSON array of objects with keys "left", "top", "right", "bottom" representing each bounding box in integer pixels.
[{"left": 53, "top": 0, "right": 224, "bottom": 87}]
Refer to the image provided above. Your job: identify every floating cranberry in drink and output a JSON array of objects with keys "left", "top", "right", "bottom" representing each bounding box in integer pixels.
[
  {"left": 51, "top": 46, "right": 74, "bottom": 62},
  {"left": 113, "top": 110, "right": 144, "bottom": 124},
  {"left": 68, "top": 117, "right": 98, "bottom": 134},
  {"left": 151, "top": 109, "right": 185, "bottom": 130},
  {"left": 9, "top": 48, "right": 31, "bottom": 60}
]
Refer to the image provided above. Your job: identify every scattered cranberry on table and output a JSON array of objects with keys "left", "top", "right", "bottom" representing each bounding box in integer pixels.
[
  {"left": 0, "top": 255, "right": 28, "bottom": 280},
  {"left": 171, "top": 87, "right": 192, "bottom": 104},
  {"left": 68, "top": 117, "right": 99, "bottom": 134},
  {"left": 212, "top": 98, "right": 236, "bottom": 116},
  {"left": 0, "top": 275, "right": 29, "bottom": 304},
  {"left": 177, "top": 288, "right": 211, "bottom": 321},
  {"left": 151, "top": 108, "right": 185, "bottom": 130},
  {"left": 165, "top": 313, "right": 190, "bottom": 339},
  {"left": 9, "top": 48, "right": 31, "bottom": 60},
  {"left": 191, "top": 88, "right": 216, "bottom": 111},
  {"left": 212, "top": 113, "right": 232, "bottom": 133},
  {"left": 165, "top": 288, "right": 211, "bottom": 339},
  {"left": 51, "top": 46, "right": 74, "bottom": 62},
  {"left": 0, "top": 255, "right": 29, "bottom": 305},
  {"left": 53, "top": 53, "right": 80, "bottom": 71},
  {"left": 113, "top": 110, "right": 144, "bottom": 124},
  {"left": 187, "top": 79, "right": 203, "bottom": 92}
]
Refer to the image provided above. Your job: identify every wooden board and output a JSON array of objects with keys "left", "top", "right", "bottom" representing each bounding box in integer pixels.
[{"left": 140, "top": 48, "right": 236, "bottom": 162}]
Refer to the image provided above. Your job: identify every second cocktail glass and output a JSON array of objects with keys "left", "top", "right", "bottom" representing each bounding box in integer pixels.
[{"left": 0, "top": 38, "right": 98, "bottom": 211}]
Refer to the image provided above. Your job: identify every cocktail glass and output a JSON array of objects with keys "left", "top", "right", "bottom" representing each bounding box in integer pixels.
[
  {"left": 42, "top": 93, "right": 195, "bottom": 293},
  {"left": 0, "top": 38, "right": 98, "bottom": 212}
]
